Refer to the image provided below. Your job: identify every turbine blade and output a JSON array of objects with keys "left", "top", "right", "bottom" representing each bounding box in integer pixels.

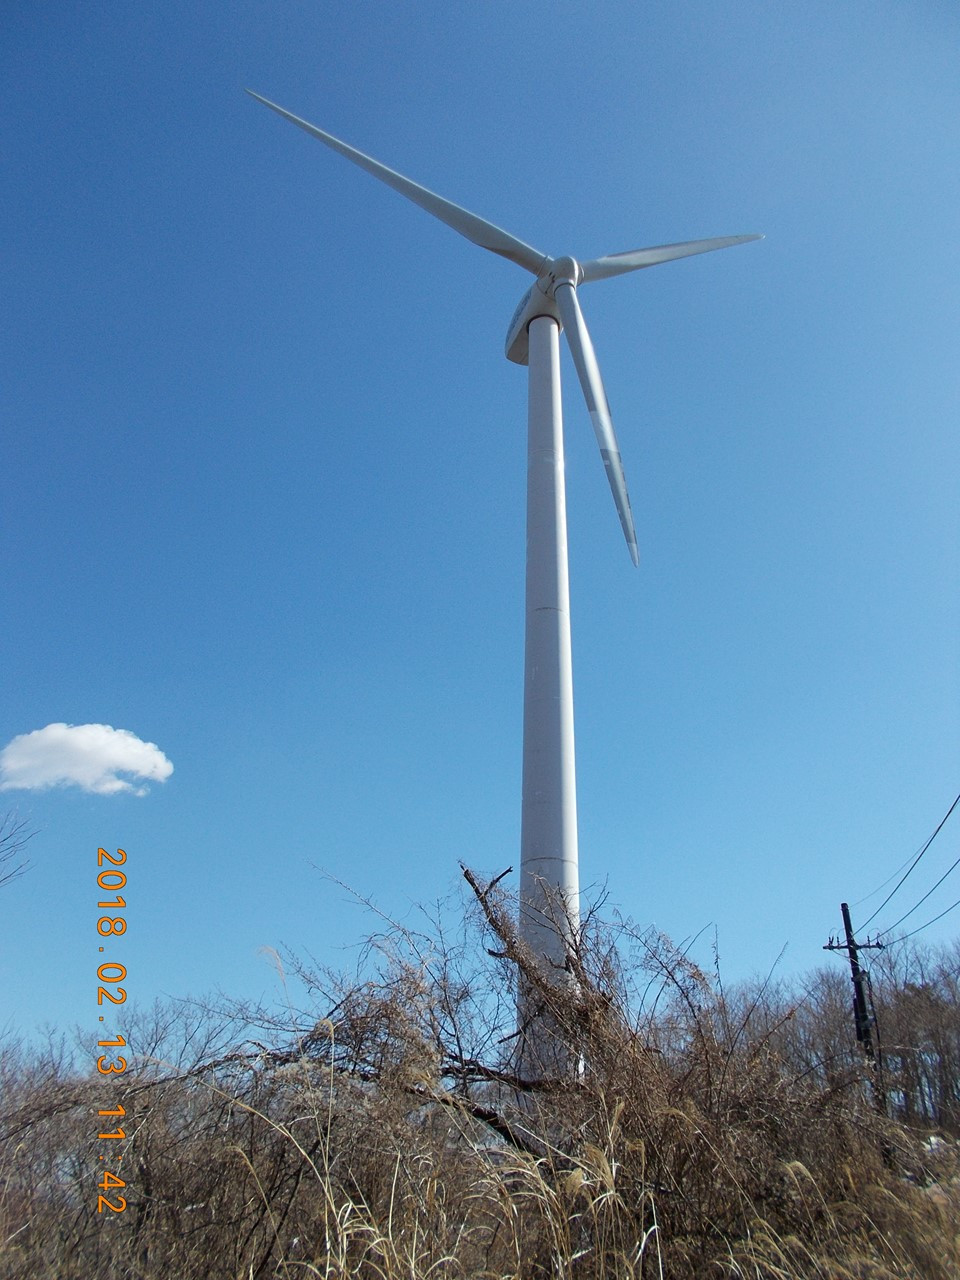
[
  {"left": 579, "top": 234, "right": 762, "bottom": 283},
  {"left": 246, "top": 91, "right": 547, "bottom": 275},
  {"left": 553, "top": 283, "right": 639, "bottom": 566}
]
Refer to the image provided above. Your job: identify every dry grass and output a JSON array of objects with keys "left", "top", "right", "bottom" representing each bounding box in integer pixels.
[{"left": 2, "top": 871, "right": 959, "bottom": 1278}]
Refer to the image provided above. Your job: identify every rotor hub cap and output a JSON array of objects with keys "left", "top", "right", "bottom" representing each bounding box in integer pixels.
[{"left": 542, "top": 255, "right": 582, "bottom": 294}]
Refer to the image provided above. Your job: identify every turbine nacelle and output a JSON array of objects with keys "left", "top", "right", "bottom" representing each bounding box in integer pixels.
[{"left": 505, "top": 283, "right": 559, "bottom": 365}]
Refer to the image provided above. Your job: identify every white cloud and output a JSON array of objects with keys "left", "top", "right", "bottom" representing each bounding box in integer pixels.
[{"left": 0, "top": 723, "right": 173, "bottom": 796}]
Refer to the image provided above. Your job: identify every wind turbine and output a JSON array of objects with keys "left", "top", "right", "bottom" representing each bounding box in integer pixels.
[{"left": 247, "top": 91, "right": 761, "bottom": 1069}]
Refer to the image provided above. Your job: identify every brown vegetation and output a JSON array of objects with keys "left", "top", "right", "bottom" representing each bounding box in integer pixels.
[{"left": 2, "top": 870, "right": 959, "bottom": 1278}]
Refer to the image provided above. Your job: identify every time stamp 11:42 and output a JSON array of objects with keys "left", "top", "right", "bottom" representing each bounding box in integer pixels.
[{"left": 95, "top": 846, "right": 130, "bottom": 1215}]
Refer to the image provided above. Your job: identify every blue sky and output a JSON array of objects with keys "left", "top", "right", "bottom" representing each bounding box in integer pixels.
[{"left": 3, "top": 0, "right": 958, "bottom": 1045}]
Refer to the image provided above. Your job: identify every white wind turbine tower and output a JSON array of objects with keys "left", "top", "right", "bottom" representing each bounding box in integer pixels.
[{"left": 248, "top": 92, "right": 761, "bottom": 1071}]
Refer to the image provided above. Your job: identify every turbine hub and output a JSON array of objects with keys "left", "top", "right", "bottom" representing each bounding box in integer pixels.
[{"left": 542, "top": 255, "right": 582, "bottom": 294}]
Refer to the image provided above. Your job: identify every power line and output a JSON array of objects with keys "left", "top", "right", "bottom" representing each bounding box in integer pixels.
[
  {"left": 858, "top": 791, "right": 960, "bottom": 931},
  {"left": 876, "top": 844, "right": 960, "bottom": 938},
  {"left": 888, "top": 891, "right": 960, "bottom": 945},
  {"left": 851, "top": 842, "right": 935, "bottom": 909}
]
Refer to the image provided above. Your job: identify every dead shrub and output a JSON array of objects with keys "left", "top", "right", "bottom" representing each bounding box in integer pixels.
[{"left": 1, "top": 873, "right": 958, "bottom": 1278}]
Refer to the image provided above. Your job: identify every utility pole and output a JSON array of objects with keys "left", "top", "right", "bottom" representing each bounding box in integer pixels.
[{"left": 824, "top": 902, "right": 886, "bottom": 1113}]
